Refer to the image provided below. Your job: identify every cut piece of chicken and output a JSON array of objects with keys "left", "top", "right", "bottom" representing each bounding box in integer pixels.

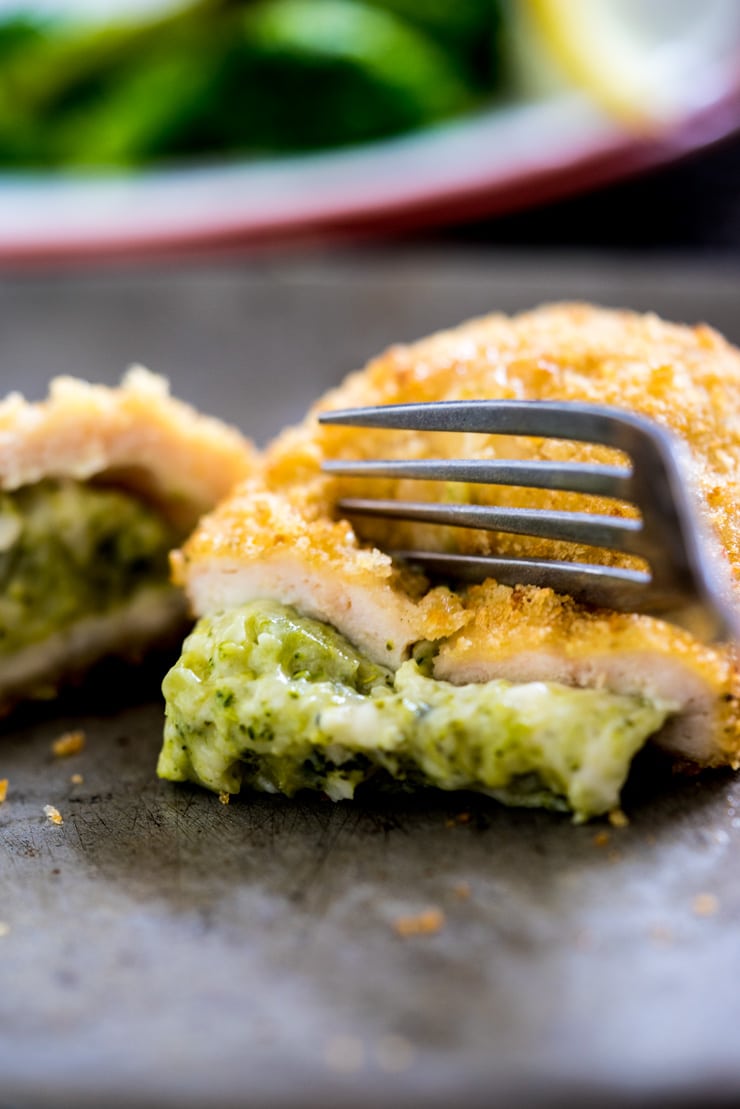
[
  {"left": 0, "top": 368, "right": 255, "bottom": 715},
  {"left": 435, "top": 581, "right": 739, "bottom": 767},
  {"left": 172, "top": 304, "right": 740, "bottom": 782},
  {"left": 177, "top": 479, "right": 467, "bottom": 670}
]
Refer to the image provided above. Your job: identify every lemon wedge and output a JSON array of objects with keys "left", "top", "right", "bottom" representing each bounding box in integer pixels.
[{"left": 523, "top": 0, "right": 680, "bottom": 127}]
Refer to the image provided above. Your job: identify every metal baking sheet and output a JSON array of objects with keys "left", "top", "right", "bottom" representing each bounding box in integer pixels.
[{"left": 2, "top": 253, "right": 740, "bottom": 1109}]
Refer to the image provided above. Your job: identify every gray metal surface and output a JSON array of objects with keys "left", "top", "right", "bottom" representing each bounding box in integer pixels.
[{"left": 1, "top": 253, "right": 740, "bottom": 1109}]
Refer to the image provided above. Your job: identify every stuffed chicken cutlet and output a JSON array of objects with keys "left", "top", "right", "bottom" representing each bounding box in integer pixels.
[
  {"left": 160, "top": 304, "right": 740, "bottom": 820},
  {"left": 0, "top": 367, "right": 254, "bottom": 714}
]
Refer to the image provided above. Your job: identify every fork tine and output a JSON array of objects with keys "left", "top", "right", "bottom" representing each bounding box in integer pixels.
[
  {"left": 320, "top": 400, "right": 740, "bottom": 641},
  {"left": 323, "top": 458, "right": 632, "bottom": 498},
  {"left": 393, "top": 550, "right": 652, "bottom": 611},
  {"left": 319, "top": 400, "right": 654, "bottom": 449},
  {"left": 393, "top": 551, "right": 738, "bottom": 639},
  {"left": 338, "top": 498, "right": 643, "bottom": 553}
]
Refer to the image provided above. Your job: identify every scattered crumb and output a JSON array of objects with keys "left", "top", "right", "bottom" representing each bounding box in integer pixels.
[
  {"left": 452, "top": 881, "right": 471, "bottom": 901},
  {"left": 70, "top": 773, "right": 84, "bottom": 786},
  {"left": 43, "top": 804, "right": 63, "bottom": 825},
  {"left": 592, "top": 831, "right": 610, "bottom": 848},
  {"left": 0, "top": 779, "right": 7, "bottom": 804},
  {"left": 393, "top": 908, "right": 445, "bottom": 938},
  {"left": 0, "top": 922, "right": 9, "bottom": 938},
  {"left": 608, "top": 809, "right": 629, "bottom": 828},
  {"left": 324, "top": 1035, "right": 365, "bottom": 1073},
  {"left": 218, "top": 791, "right": 230, "bottom": 806},
  {"left": 649, "top": 924, "right": 674, "bottom": 945},
  {"left": 692, "top": 893, "right": 719, "bottom": 918},
  {"left": 376, "top": 1035, "right": 414, "bottom": 1073},
  {"left": 607, "top": 850, "right": 623, "bottom": 864},
  {"left": 51, "top": 730, "right": 86, "bottom": 758},
  {"left": 456, "top": 812, "right": 471, "bottom": 825},
  {"left": 444, "top": 818, "right": 456, "bottom": 829}
]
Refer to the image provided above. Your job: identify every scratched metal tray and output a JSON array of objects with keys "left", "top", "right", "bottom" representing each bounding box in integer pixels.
[{"left": 2, "top": 254, "right": 740, "bottom": 1109}]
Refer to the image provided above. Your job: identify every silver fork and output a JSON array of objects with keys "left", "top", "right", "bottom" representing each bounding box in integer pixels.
[{"left": 319, "top": 400, "right": 739, "bottom": 643}]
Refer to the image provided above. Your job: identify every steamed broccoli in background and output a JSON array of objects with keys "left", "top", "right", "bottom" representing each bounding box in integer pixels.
[{"left": 0, "top": 0, "right": 506, "bottom": 167}]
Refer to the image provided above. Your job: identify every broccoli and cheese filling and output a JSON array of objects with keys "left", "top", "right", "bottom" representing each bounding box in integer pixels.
[
  {"left": 0, "top": 479, "right": 177, "bottom": 655},
  {"left": 159, "top": 600, "right": 675, "bottom": 820}
]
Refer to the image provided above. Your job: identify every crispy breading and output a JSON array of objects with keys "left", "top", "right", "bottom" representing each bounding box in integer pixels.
[
  {"left": 176, "top": 478, "right": 467, "bottom": 666},
  {"left": 0, "top": 367, "right": 255, "bottom": 530},
  {"left": 177, "top": 304, "right": 740, "bottom": 766},
  {"left": 264, "top": 303, "right": 740, "bottom": 572}
]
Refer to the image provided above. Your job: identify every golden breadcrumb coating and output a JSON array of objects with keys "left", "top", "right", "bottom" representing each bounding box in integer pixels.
[
  {"left": 0, "top": 366, "right": 255, "bottom": 529},
  {"left": 264, "top": 302, "right": 740, "bottom": 572},
  {"left": 176, "top": 478, "right": 467, "bottom": 667},
  {"left": 177, "top": 304, "right": 740, "bottom": 765}
]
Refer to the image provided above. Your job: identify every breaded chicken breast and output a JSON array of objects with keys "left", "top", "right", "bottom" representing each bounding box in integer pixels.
[
  {"left": 161, "top": 306, "right": 740, "bottom": 818},
  {"left": 0, "top": 367, "right": 254, "bottom": 714}
]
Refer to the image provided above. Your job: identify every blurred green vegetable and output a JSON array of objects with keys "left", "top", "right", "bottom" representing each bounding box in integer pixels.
[
  {"left": 232, "top": 0, "right": 477, "bottom": 150},
  {"left": 0, "top": 0, "right": 506, "bottom": 168}
]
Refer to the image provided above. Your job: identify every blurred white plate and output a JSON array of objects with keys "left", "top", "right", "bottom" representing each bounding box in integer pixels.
[{"left": 0, "top": 0, "right": 738, "bottom": 262}]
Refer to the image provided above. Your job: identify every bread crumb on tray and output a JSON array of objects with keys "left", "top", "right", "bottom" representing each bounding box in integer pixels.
[
  {"left": 393, "top": 908, "right": 445, "bottom": 937},
  {"left": 692, "top": 892, "right": 719, "bottom": 917},
  {"left": 51, "top": 730, "right": 86, "bottom": 758}
]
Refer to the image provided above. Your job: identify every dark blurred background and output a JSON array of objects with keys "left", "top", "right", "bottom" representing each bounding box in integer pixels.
[{"left": 436, "top": 133, "right": 740, "bottom": 253}]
